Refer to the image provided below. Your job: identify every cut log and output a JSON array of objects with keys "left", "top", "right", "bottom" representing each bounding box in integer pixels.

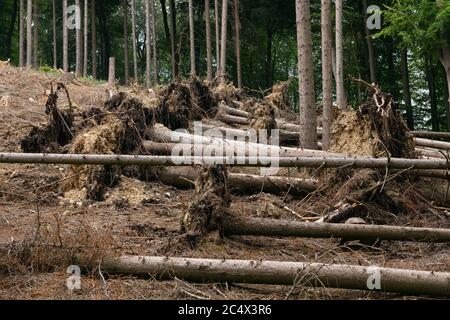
[
  {"left": 146, "top": 124, "right": 347, "bottom": 158},
  {"left": 222, "top": 216, "right": 450, "bottom": 243},
  {"left": 100, "top": 255, "right": 450, "bottom": 297},
  {"left": 415, "top": 138, "right": 450, "bottom": 150},
  {"left": 219, "top": 103, "right": 251, "bottom": 118},
  {"left": 156, "top": 167, "right": 318, "bottom": 194},
  {"left": 4, "top": 153, "right": 450, "bottom": 171},
  {"left": 216, "top": 112, "right": 251, "bottom": 125},
  {"left": 412, "top": 131, "right": 450, "bottom": 140}
]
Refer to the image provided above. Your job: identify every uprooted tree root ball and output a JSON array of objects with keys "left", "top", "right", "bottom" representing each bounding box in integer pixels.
[
  {"left": 21, "top": 83, "right": 74, "bottom": 153},
  {"left": 181, "top": 165, "right": 231, "bottom": 245}
]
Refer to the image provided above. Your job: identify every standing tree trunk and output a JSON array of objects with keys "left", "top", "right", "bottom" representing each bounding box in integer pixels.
[
  {"left": 150, "top": 0, "right": 158, "bottom": 83},
  {"left": 321, "top": 0, "right": 333, "bottom": 150},
  {"left": 6, "top": 0, "right": 18, "bottom": 60},
  {"left": 91, "top": 0, "right": 97, "bottom": 78},
  {"left": 131, "top": 0, "right": 138, "bottom": 81},
  {"left": 401, "top": 48, "right": 414, "bottom": 130},
  {"left": 75, "top": 0, "right": 82, "bottom": 76},
  {"left": 26, "top": 0, "right": 32, "bottom": 68},
  {"left": 219, "top": 0, "right": 228, "bottom": 83},
  {"left": 426, "top": 54, "right": 439, "bottom": 132},
  {"left": 234, "top": 0, "right": 241, "bottom": 88},
  {"left": 108, "top": 56, "right": 115, "bottom": 87},
  {"left": 296, "top": 0, "right": 318, "bottom": 150},
  {"left": 214, "top": 0, "right": 220, "bottom": 74},
  {"left": 362, "top": 0, "right": 376, "bottom": 84},
  {"left": 52, "top": 0, "right": 57, "bottom": 68},
  {"left": 83, "top": 0, "right": 88, "bottom": 77},
  {"left": 439, "top": 48, "right": 450, "bottom": 132},
  {"left": 169, "top": 0, "right": 178, "bottom": 78},
  {"left": 205, "top": 0, "right": 213, "bottom": 81},
  {"left": 123, "top": 0, "right": 129, "bottom": 84},
  {"left": 19, "top": 0, "right": 24, "bottom": 67},
  {"left": 32, "top": 2, "right": 38, "bottom": 68},
  {"left": 63, "top": 0, "right": 68, "bottom": 72},
  {"left": 335, "top": 0, "right": 347, "bottom": 110},
  {"left": 145, "top": 0, "right": 151, "bottom": 87},
  {"left": 188, "top": 0, "right": 196, "bottom": 75}
]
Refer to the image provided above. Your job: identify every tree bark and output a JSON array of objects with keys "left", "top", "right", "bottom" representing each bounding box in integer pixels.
[
  {"left": 169, "top": 0, "right": 178, "bottom": 78},
  {"left": 214, "top": 0, "right": 220, "bottom": 75},
  {"left": 150, "top": 0, "right": 158, "bottom": 83},
  {"left": 205, "top": 0, "right": 213, "bottom": 81},
  {"left": 63, "top": 0, "right": 68, "bottom": 72},
  {"left": 131, "top": 0, "right": 138, "bottom": 81},
  {"left": 100, "top": 255, "right": 450, "bottom": 297},
  {"left": 401, "top": 48, "right": 414, "bottom": 130},
  {"left": 75, "top": 0, "right": 82, "bottom": 76},
  {"left": 123, "top": 0, "right": 129, "bottom": 84},
  {"left": 425, "top": 54, "right": 439, "bottom": 132},
  {"left": 223, "top": 216, "right": 450, "bottom": 243},
  {"left": 108, "top": 57, "right": 115, "bottom": 87},
  {"left": 26, "top": 0, "right": 32, "bottom": 68},
  {"left": 91, "top": 0, "right": 97, "bottom": 79},
  {"left": 234, "top": 0, "right": 242, "bottom": 88},
  {"left": 188, "top": 0, "right": 196, "bottom": 75},
  {"left": 19, "top": 0, "right": 24, "bottom": 67},
  {"left": 83, "top": 0, "right": 88, "bottom": 77},
  {"left": 152, "top": 166, "right": 318, "bottom": 194},
  {"left": 321, "top": 0, "right": 333, "bottom": 150},
  {"left": 52, "top": 0, "right": 57, "bottom": 68},
  {"left": 32, "top": 2, "right": 38, "bottom": 68},
  {"left": 219, "top": 0, "right": 228, "bottom": 83},
  {"left": 296, "top": 0, "right": 318, "bottom": 150},
  {"left": 335, "top": 0, "right": 347, "bottom": 110},
  {"left": 145, "top": 0, "right": 152, "bottom": 87}
]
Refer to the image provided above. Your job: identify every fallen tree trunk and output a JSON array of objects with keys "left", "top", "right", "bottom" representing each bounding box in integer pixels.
[
  {"left": 3, "top": 153, "right": 450, "bottom": 170},
  {"left": 216, "top": 112, "right": 251, "bottom": 125},
  {"left": 146, "top": 124, "right": 349, "bottom": 158},
  {"left": 219, "top": 104, "right": 251, "bottom": 118},
  {"left": 222, "top": 216, "right": 450, "bottom": 243},
  {"left": 415, "top": 138, "right": 450, "bottom": 150},
  {"left": 412, "top": 131, "right": 450, "bottom": 140},
  {"left": 156, "top": 167, "right": 318, "bottom": 193},
  {"left": 100, "top": 255, "right": 450, "bottom": 297}
]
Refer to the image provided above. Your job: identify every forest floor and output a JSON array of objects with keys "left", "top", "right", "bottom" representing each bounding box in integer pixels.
[{"left": 0, "top": 65, "right": 449, "bottom": 300}]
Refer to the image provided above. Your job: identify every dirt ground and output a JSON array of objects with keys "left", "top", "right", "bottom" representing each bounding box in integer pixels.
[{"left": 0, "top": 66, "right": 449, "bottom": 300}]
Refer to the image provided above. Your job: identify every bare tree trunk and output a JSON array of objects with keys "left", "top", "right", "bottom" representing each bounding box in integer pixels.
[
  {"left": 100, "top": 256, "right": 450, "bottom": 297},
  {"left": 219, "top": 0, "right": 228, "bottom": 83},
  {"left": 51, "top": 0, "right": 57, "bottom": 68},
  {"left": 401, "top": 48, "right": 414, "bottom": 130},
  {"left": 169, "top": 0, "right": 178, "bottom": 78},
  {"left": 19, "top": 0, "right": 24, "bottom": 67},
  {"left": 188, "top": 0, "right": 196, "bottom": 75},
  {"left": 63, "top": 0, "right": 68, "bottom": 72},
  {"left": 145, "top": 0, "right": 151, "bottom": 87},
  {"left": 321, "top": 0, "right": 333, "bottom": 150},
  {"left": 122, "top": 0, "right": 129, "bottom": 84},
  {"left": 150, "top": 0, "right": 158, "bottom": 83},
  {"left": 233, "top": 0, "right": 241, "bottom": 88},
  {"left": 214, "top": 0, "right": 220, "bottom": 74},
  {"left": 205, "top": 0, "right": 213, "bottom": 81},
  {"left": 83, "top": 0, "right": 88, "bottom": 77},
  {"left": 296, "top": 0, "right": 318, "bottom": 150},
  {"left": 362, "top": 0, "right": 376, "bottom": 84},
  {"left": 91, "top": 0, "right": 97, "bottom": 79},
  {"left": 425, "top": 54, "right": 439, "bottom": 132},
  {"left": 131, "top": 0, "right": 138, "bottom": 81},
  {"left": 335, "top": 0, "right": 347, "bottom": 110},
  {"left": 32, "top": 2, "right": 38, "bottom": 68},
  {"left": 108, "top": 57, "right": 115, "bottom": 87},
  {"left": 26, "top": 0, "right": 32, "bottom": 68},
  {"left": 75, "top": 0, "right": 82, "bottom": 76}
]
